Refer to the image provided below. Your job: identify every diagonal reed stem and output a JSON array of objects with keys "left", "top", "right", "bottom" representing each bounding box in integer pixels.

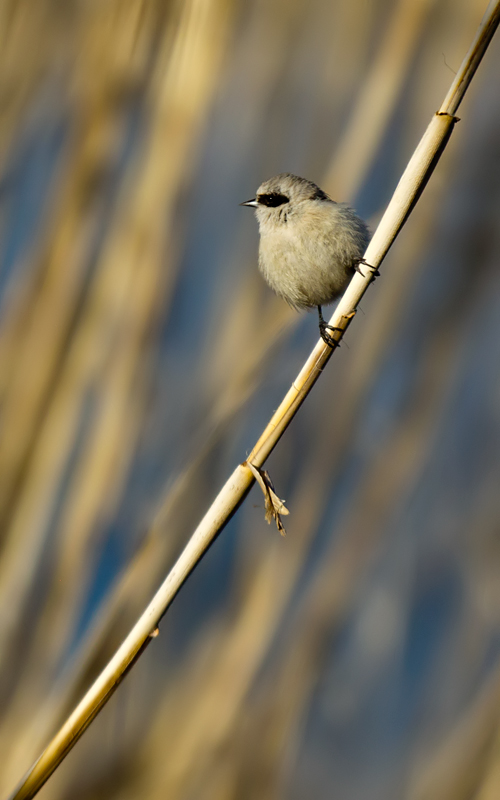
[{"left": 7, "top": 2, "right": 500, "bottom": 798}]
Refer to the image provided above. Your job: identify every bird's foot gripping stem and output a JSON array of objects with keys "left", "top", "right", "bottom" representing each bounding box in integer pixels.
[
  {"left": 355, "top": 258, "right": 380, "bottom": 279},
  {"left": 317, "top": 306, "right": 341, "bottom": 349}
]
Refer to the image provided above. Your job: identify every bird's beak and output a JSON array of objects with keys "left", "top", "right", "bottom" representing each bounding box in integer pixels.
[{"left": 240, "top": 198, "right": 258, "bottom": 207}]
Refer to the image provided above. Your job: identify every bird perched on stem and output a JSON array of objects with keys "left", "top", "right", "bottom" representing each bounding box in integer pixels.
[{"left": 241, "top": 173, "right": 370, "bottom": 347}]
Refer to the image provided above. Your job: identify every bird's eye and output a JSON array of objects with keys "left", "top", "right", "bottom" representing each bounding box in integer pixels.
[{"left": 257, "top": 192, "right": 289, "bottom": 207}]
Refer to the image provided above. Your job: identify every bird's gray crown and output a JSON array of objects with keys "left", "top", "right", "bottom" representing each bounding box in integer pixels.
[{"left": 256, "top": 173, "right": 331, "bottom": 207}]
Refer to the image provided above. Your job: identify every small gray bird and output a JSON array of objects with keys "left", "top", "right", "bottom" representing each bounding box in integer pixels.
[{"left": 241, "top": 173, "right": 370, "bottom": 347}]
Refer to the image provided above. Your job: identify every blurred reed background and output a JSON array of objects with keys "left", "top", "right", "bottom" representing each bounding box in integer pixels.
[{"left": 0, "top": 0, "right": 499, "bottom": 798}]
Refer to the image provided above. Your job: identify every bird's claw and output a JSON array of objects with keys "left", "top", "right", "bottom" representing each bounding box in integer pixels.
[
  {"left": 355, "top": 258, "right": 380, "bottom": 279},
  {"left": 318, "top": 321, "right": 341, "bottom": 349}
]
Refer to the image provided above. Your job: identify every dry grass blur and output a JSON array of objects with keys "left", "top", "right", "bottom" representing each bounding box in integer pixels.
[{"left": 1, "top": 1, "right": 500, "bottom": 798}]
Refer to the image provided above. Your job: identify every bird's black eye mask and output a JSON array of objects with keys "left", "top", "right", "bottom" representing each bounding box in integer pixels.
[{"left": 257, "top": 192, "right": 289, "bottom": 207}]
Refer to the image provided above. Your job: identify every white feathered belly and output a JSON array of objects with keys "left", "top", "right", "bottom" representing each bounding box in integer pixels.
[{"left": 258, "top": 217, "right": 358, "bottom": 309}]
